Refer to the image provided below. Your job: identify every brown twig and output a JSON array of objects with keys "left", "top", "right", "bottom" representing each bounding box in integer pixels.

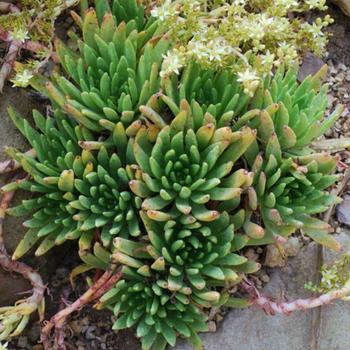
[
  {"left": 0, "top": 39, "right": 22, "bottom": 92},
  {"left": 0, "top": 187, "right": 45, "bottom": 339},
  {"left": 0, "top": 2, "right": 20, "bottom": 13},
  {"left": 0, "top": 149, "right": 36, "bottom": 175},
  {"left": 241, "top": 277, "right": 350, "bottom": 315},
  {"left": 41, "top": 268, "right": 122, "bottom": 350}
]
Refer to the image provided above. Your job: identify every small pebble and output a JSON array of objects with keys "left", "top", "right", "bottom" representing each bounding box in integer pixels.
[
  {"left": 208, "top": 321, "right": 217, "bottom": 333},
  {"left": 32, "top": 345, "right": 43, "bottom": 350},
  {"left": 260, "top": 274, "right": 270, "bottom": 283},
  {"left": 17, "top": 336, "right": 28, "bottom": 348}
]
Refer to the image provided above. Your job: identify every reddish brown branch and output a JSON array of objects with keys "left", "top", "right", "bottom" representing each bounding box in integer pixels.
[
  {"left": 0, "top": 188, "right": 45, "bottom": 339},
  {"left": 0, "top": 2, "right": 20, "bottom": 13},
  {"left": 241, "top": 278, "right": 350, "bottom": 315},
  {"left": 0, "top": 149, "right": 36, "bottom": 175},
  {"left": 41, "top": 268, "right": 122, "bottom": 350},
  {"left": 0, "top": 39, "right": 22, "bottom": 92}
]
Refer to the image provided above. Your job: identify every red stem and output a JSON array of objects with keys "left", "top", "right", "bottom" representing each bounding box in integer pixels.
[
  {"left": 0, "top": 2, "right": 20, "bottom": 13},
  {"left": 0, "top": 39, "right": 22, "bottom": 92},
  {"left": 0, "top": 149, "right": 36, "bottom": 175},
  {"left": 0, "top": 189, "right": 45, "bottom": 319},
  {"left": 41, "top": 268, "right": 122, "bottom": 350},
  {"left": 241, "top": 278, "right": 350, "bottom": 315}
]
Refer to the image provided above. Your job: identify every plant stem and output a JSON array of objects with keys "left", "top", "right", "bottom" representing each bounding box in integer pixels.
[
  {"left": 0, "top": 2, "right": 20, "bottom": 14},
  {"left": 41, "top": 268, "right": 122, "bottom": 350},
  {"left": 241, "top": 278, "right": 350, "bottom": 315},
  {"left": 0, "top": 39, "right": 22, "bottom": 92},
  {"left": 0, "top": 149, "right": 36, "bottom": 175},
  {"left": 0, "top": 188, "right": 45, "bottom": 339}
]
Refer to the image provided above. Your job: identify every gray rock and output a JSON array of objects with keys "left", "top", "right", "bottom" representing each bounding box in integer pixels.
[
  {"left": 0, "top": 86, "right": 69, "bottom": 306},
  {"left": 336, "top": 195, "right": 350, "bottom": 227},
  {"left": 319, "top": 231, "right": 350, "bottom": 350},
  {"left": 0, "top": 86, "right": 37, "bottom": 306},
  {"left": 298, "top": 53, "right": 325, "bottom": 82},
  {"left": 177, "top": 232, "right": 350, "bottom": 350},
  {"left": 332, "top": 0, "right": 350, "bottom": 16}
]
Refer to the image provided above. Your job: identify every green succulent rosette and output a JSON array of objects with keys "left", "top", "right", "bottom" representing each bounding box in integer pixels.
[
  {"left": 244, "top": 65, "right": 344, "bottom": 155},
  {"left": 4, "top": 108, "right": 90, "bottom": 258},
  {"left": 4, "top": 109, "right": 142, "bottom": 263},
  {"left": 45, "top": 0, "right": 169, "bottom": 132},
  {"left": 99, "top": 267, "right": 209, "bottom": 350},
  {"left": 243, "top": 132, "right": 341, "bottom": 250},
  {"left": 68, "top": 145, "right": 142, "bottom": 248},
  {"left": 161, "top": 63, "right": 252, "bottom": 127},
  {"left": 130, "top": 101, "right": 256, "bottom": 223},
  {"left": 139, "top": 211, "right": 259, "bottom": 291},
  {"left": 99, "top": 228, "right": 255, "bottom": 350}
]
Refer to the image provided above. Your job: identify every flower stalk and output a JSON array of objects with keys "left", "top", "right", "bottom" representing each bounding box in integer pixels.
[
  {"left": 41, "top": 267, "right": 122, "bottom": 350},
  {"left": 0, "top": 149, "right": 36, "bottom": 175},
  {"left": 0, "top": 189, "right": 45, "bottom": 341},
  {"left": 241, "top": 277, "right": 350, "bottom": 315}
]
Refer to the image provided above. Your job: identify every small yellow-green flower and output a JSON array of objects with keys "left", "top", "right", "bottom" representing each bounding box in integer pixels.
[
  {"left": 237, "top": 69, "right": 260, "bottom": 97},
  {"left": 0, "top": 341, "right": 8, "bottom": 350},
  {"left": 160, "top": 50, "right": 185, "bottom": 77},
  {"left": 10, "top": 28, "right": 29, "bottom": 43},
  {"left": 11, "top": 70, "right": 34, "bottom": 88}
]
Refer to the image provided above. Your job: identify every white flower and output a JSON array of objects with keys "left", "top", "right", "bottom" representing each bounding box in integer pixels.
[
  {"left": 258, "top": 14, "right": 274, "bottom": 27},
  {"left": 247, "top": 23, "right": 265, "bottom": 40},
  {"left": 188, "top": 39, "right": 208, "bottom": 60},
  {"left": 160, "top": 50, "right": 184, "bottom": 77},
  {"left": 260, "top": 51, "right": 275, "bottom": 67},
  {"left": 275, "top": 0, "right": 299, "bottom": 9},
  {"left": 237, "top": 69, "right": 260, "bottom": 97},
  {"left": 10, "top": 28, "right": 29, "bottom": 43},
  {"left": 307, "top": 23, "right": 324, "bottom": 38},
  {"left": 232, "top": 0, "right": 247, "bottom": 6},
  {"left": 237, "top": 69, "right": 259, "bottom": 84},
  {"left": 11, "top": 70, "right": 34, "bottom": 88},
  {"left": 305, "top": 0, "right": 326, "bottom": 9},
  {"left": 0, "top": 341, "right": 9, "bottom": 350},
  {"left": 151, "top": 0, "right": 178, "bottom": 21}
]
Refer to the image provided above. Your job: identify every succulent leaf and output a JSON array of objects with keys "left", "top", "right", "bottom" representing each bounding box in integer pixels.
[{"left": 46, "top": 1, "right": 168, "bottom": 132}]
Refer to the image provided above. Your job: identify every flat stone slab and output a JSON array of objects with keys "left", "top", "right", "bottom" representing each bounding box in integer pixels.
[
  {"left": 0, "top": 86, "right": 71, "bottom": 306},
  {"left": 319, "top": 232, "right": 350, "bottom": 350},
  {"left": 0, "top": 86, "right": 36, "bottom": 305},
  {"left": 176, "top": 233, "right": 350, "bottom": 350}
]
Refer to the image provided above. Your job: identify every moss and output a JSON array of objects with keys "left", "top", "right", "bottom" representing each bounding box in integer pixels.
[{"left": 1, "top": 0, "right": 78, "bottom": 87}]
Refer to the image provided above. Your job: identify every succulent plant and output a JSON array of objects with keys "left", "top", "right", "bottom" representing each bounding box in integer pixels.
[
  {"left": 98, "top": 220, "right": 256, "bottom": 350},
  {"left": 244, "top": 65, "right": 344, "bottom": 155},
  {"left": 150, "top": 0, "right": 333, "bottom": 94},
  {"left": 138, "top": 211, "right": 259, "bottom": 292},
  {"left": 161, "top": 63, "right": 253, "bottom": 127},
  {"left": 4, "top": 108, "right": 142, "bottom": 263},
  {"left": 242, "top": 132, "right": 340, "bottom": 249},
  {"left": 45, "top": 0, "right": 169, "bottom": 132},
  {"left": 99, "top": 264, "right": 209, "bottom": 350},
  {"left": 68, "top": 144, "right": 142, "bottom": 247},
  {"left": 4, "top": 107, "right": 87, "bottom": 258},
  {"left": 225, "top": 67, "right": 342, "bottom": 248},
  {"left": 131, "top": 99, "right": 256, "bottom": 222}
]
